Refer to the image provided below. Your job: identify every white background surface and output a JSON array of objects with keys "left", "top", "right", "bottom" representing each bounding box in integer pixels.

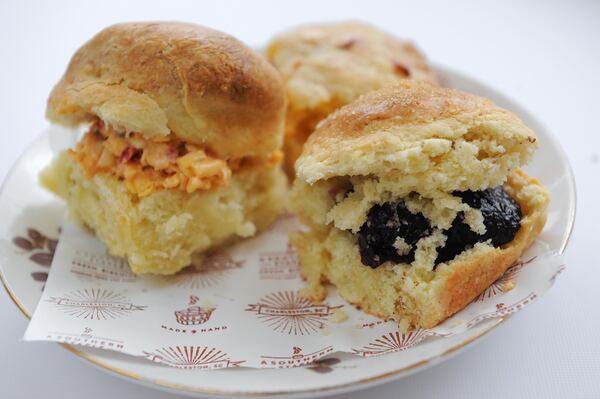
[{"left": 1, "top": 1, "right": 599, "bottom": 398}]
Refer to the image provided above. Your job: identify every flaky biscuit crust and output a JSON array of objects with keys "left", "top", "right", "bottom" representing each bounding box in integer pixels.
[
  {"left": 423, "top": 169, "right": 549, "bottom": 327},
  {"left": 47, "top": 22, "right": 285, "bottom": 159},
  {"left": 297, "top": 81, "right": 538, "bottom": 194}
]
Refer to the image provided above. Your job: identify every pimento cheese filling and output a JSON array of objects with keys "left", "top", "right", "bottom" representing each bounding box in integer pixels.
[{"left": 70, "top": 120, "right": 282, "bottom": 197}]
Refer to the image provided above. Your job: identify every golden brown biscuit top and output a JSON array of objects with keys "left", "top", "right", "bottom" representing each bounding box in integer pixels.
[
  {"left": 306, "top": 80, "right": 493, "bottom": 142},
  {"left": 47, "top": 22, "right": 286, "bottom": 159},
  {"left": 296, "top": 81, "right": 538, "bottom": 194},
  {"left": 267, "top": 21, "right": 438, "bottom": 111}
]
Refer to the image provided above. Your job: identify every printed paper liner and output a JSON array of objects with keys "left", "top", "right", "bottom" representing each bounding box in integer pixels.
[{"left": 23, "top": 214, "right": 565, "bottom": 369}]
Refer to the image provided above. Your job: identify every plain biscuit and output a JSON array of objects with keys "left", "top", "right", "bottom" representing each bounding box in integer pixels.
[{"left": 267, "top": 21, "right": 437, "bottom": 177}]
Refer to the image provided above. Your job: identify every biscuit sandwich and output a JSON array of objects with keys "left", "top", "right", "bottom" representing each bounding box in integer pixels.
[
  {"left": 290, "top": 81, "right": 549, "bottom": 329},
  {"left": 266, "top": 21, "right": 438, "bottom": 177},
  {"left": 41, "top": 22, "right": 287, "bottom": 275}
]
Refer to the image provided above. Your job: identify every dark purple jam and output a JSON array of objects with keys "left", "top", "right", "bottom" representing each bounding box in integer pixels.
[
  {"left": 454, "top": 187, "right": 522, "bottom": 247},
  {"left": 357, "top": 202, "right": 431, "bottom": 267},
  {"left": 357, "top": 187, "right": 521, "bottom": 269}
]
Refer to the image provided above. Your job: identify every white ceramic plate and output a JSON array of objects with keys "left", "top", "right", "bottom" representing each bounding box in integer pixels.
[{"left": 0, "top": 66, "right": 575, "bottom": 398}]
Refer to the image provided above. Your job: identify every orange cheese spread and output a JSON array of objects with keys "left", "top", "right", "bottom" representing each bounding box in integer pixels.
[{"left": 70, "top": 120, "right": 282, "bottom": 197}]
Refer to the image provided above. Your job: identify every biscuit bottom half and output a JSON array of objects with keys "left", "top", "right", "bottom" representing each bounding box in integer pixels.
[
  {"left": 41, "top": 151, "right": 287, "bottom": 275},
  {"left": 291, "top": 169, "right": 548, "bottom": 329}
]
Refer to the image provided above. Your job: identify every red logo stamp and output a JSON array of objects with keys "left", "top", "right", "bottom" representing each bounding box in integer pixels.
[
  {"left": 174, "top": 295, "right": 215, "bottom": 325},
  {"left": 143, "top": 346, "right": 244, "bottom": 369},
  {"left": 351, "top": 330, "right": 435, "bottom": 357},
  {"left": 246, "top": 291, "right": 342, "bottom": 335},
  {"left": 159, "top": 324, "right": 227, "bottom": 334},
  {"left": 170, "top": 254, "right": 244, "bottom": 289},
  {"left": 47, "top": 288, "right": 146, "bottom": 320},
  {"left": 70, "top": 250, "right": 137, "bottom": 282},
  {"left": 161, "top": 296, "right": 225, "bottom": 334},
  {"left": 360, "top": 319, "right": 396, "bottom": 329},
  {"left": 259, "top": 345, "right": 335, "bottom": 368},
  {"left": 259, "top": 243, "right": 299, "bottom": 280},
  {"left": 175, "top": 306, "right": 215, "bottom": 325},
  {"left": 467, "top": 292, "right": 538, "bottom": 327},
  {"left": 44, "top": 327, "right": 125, "bottom": 350}
]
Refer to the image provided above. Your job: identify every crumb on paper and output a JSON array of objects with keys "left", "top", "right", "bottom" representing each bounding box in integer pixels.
[
  {"left": 503, "top": 280, "right": 516, "bottom": 292},
  {"left": 321, "top": 328, "right": 332, "bottom": 336},
  {"left": 331, "top": 308, "right": 349, "bottom": 323},
  {"left": 200, "top": 299, "right": 214, "bottom": 311},
  {"left": 398, "top": 319, "right": 409, "bottom": 333},
  {"left": 451, "top": 318, "right": 463, "bottom": 327}
]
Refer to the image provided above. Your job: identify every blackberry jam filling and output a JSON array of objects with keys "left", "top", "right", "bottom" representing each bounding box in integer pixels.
[
  {"left": 357, "top": 187, "right": 522, "bottom": 269},
  {"left": 358, "top": 202, "right": 431, "bottom": 267},
  {"left": 455, "top": 187, "right": 522, "bottom": 247},
  {"left": 434, "top": 212, "right": 479, "bottom": 265}
]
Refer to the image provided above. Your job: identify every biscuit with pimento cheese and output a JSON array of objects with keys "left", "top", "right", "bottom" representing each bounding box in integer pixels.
[{"left": 41, "top": 22, "right": 287, "bottom": 275}]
